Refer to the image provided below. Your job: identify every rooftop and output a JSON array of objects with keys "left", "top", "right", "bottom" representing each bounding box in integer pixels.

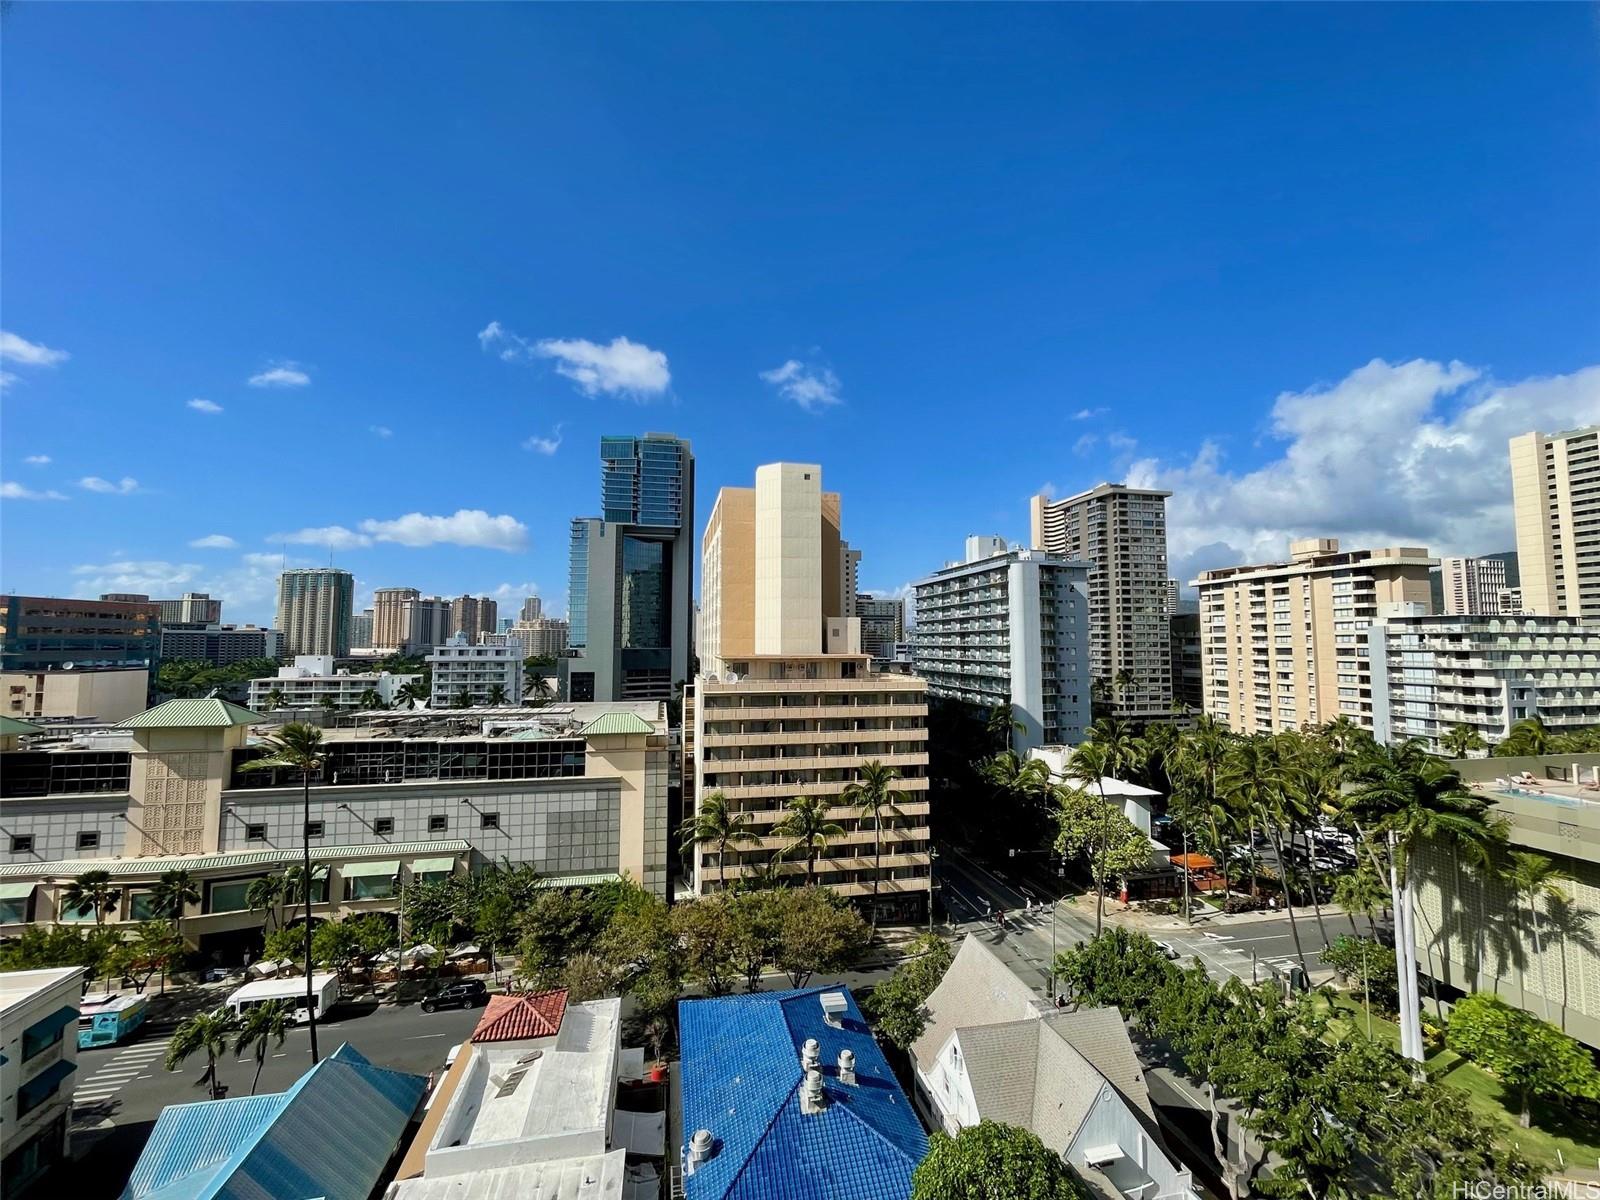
[
  {"left": 121, "top": 699, "right": 264, "bottom": 729},
  {"left": 471, "top": 989, "right": 569, "bottom": 1043},
  {"left": 0, "top": 839, "right": 470, "bottom": 881},
  {"left": 386, "top": 1150, "right": 628, "bottom": 1200},
  {"left": 678, "top": 985, "right": 927, "bottom": 1200},
  {"left": 0, "top": 965, "right": 84, "bottom": 1015}
]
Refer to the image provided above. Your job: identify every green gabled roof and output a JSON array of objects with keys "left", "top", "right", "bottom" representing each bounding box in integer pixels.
[
  {"left": 0, "top": 716, "right": 44, "bottom": 736},
  {"left": 121, "top": 698, "right": 265, "bottom": 729},
  {"left": 580, "top": 711, "right": 655, "bottom": 737},
  {"left": 0, "top": 839, "right": 471, "bottom": 881}
]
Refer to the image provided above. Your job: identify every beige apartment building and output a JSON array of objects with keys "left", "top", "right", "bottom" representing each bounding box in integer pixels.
[
  {"left": 686, "top": 463, "right": 931, "bottom": 919},
  {"left": 1511, "top": 425, "right": 1600, "bottom": 620},
  {"left": 373, "top": 587, "right": 420, "bottom": 653},
  {"left": 1030, "top": 483, "right": 1173, "bottom": 719},
  {"left": 1191, "top": 538, "right": 1435, "bottom": 735}
]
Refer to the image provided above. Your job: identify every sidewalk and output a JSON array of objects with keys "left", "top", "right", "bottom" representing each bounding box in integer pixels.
[{"left": 1065, "top": 893, "right": 1354, "bottom": 932}]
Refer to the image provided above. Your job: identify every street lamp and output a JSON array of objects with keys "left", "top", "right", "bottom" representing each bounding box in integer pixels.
[{"left": 926, "top": 848, "right": 940, "bottom": 934}]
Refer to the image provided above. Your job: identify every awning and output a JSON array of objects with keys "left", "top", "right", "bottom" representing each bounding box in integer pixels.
[
  {"left": 535, "top": 872, "right": 621, "bottom": 890},
  {"left": 339, "top": 860, "right": 400, "bottom": 880},
  {"left": 612, "top": 1108, "right": 665, "bottom": 1157},
  {"left": 18, "top": 1057, "right": 75, "bottom": 1108},
  {"left": 409, "top": 857, "right": 457, "bottom": 875},
  {"left": 0, "top": 881, "right": 37, "bottom": 900},
  {"left": 1083, "top": 1144, "right": 1125, "bottom": 1167},
  {"left": 25, "top": 1005, "right": 79, "bottom": 1041}
]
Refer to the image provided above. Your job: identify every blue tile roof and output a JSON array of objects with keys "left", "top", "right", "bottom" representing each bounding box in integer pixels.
[
  {"left": 678, "top": 985, "right": 928, "bottom": 1200},
  {"left": 120, "top": 1043, "right": 427, "bottom": 1200}
]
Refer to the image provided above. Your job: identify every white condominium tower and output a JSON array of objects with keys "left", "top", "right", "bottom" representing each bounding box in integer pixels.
[
  {"left": 1030, "top": 483, "right": 1173, "bottom": 719},
  {"left": 1440, "top": 556, "right": 1509, "bottom": 616},
  {"left": 1511, "top": 425, "right": 1600, "bottom": 620}
]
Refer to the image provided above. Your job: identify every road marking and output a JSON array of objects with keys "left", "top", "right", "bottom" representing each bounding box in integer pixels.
[
  {"left": 136, "top": 1074, "right": 153, "bottom": 1080},
  {"left": 272, "top": 1053, "right": 287, "bottom": 1058},
  {"left": 1201, "top": 932, "right": 1234, "bottom": 942},
  {"left": 410, "top": 1033, "right": 448, "bottom": 1040}
]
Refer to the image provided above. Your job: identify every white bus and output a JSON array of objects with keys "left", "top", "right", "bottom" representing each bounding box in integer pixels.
[{"left": 225, "top": 973, "right": 341, "bottom": 1024}]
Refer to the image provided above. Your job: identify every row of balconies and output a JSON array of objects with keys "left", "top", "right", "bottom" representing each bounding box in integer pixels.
[{"left": 713, "top": 776, "right": 930, "bottom": 800}]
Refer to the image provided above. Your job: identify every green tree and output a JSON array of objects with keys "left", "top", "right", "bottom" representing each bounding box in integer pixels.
[
  {"left": 1501, "top": 850, "right": 1571, "bottom": 1022},
  {"left": 265, "top": 686, "right": 287, "bottom": 711},
  {"left": 486, "top": 683, "right": 509, "bottom": 705},
  {"left": 1221, "top": 737, "right": 1310, "bottom": 978},
  {"left": 1172, "top": 713, "right": 1236, "bottom": 898},
  {"left": 1440, "top": 724, "right": 1487, "bottom": 758},
  {"left": 109, "top": 921, "right": 184, "bottom": 994},
  {"left": 239, "top": 721, "right": 328, "bottom": 1064},
  {"left": 560, "top": 951, "right": 614, "bottom": 1002},
  {"left": 1051, "top": 927, "right": 1178, "bottom": 1029},
  {"left": 1331, "top": 864, "right": 1387, "bottom": 940},
  {"left": 678, "top": 791, "right": 759, "bottom": 891},
  {"left": 312, "top": 919, "right": 365, "bottom": 987},
  {"left": 233, "top": 999, "right": 291, "bottom": 1094},
  {"left": 861, "top": 933, "right": 952, "bottom": 1050},
  {"left": 726, "top": 889, "right": 785, "bottom": 991},
  {"left": 247, "top": 874, "right": 286, "bottom": 933},
  {"left": 1321, "top": 935, "right": 1399, "bottom": 1013},
  {"left": 671, "top": 895, "right": 739, "bottom": 996},
  {"left": 911, "top": 1121, "right": 1091, "bottom": 1200},
  {"left": 165, "top": 1008, "right": 240, "bottom": 1100},
  {"left": 513, "top": 887, "right": 602, "bottom": 990},
  {"left": 319, "top": 695, "right": 338, "bottom": 718},
  {"left": 1446, "top": 991, "right": 1600, "bottom": 1127},
  {"left": 150, "top": 868, "right": 200, "bottom": 943},
  {"left": 451, "top": 688, "right": 472, "bottom": 709},
  {"left": 357, "top": 686, "right": 383, "bottom": 710},
  {"left": 843, "top": 760, "right": 903, "bottom": 927},
  {"left": 1051, "top": 785, "right": 1153, "bottom": 895},
  {"left": 776, "top": 886, "right": 870, "bottom": 988},
  {"left": 772, "top": 796, "right": 844, "bottom": 886},
  {"left": 395, "top": 679, "right": 429, "bottom": 708},
  {"left": 1061, "top": 738, "right": 1121, "bottom": 933},
  {"left": 984, "top": 702, "right": 1026, "bottom": 750},
  {"left": 523, "top": 661, "right": 553, "bottom": 704},
  {"left": 62, "top": 869, "right": 119, "bottom": 926},
  {"left": 1492, "top": 716, "right": 1550, "bottom": 757}
]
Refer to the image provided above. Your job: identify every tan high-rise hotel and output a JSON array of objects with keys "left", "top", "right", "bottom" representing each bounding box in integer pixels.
[
  {"left": 686, "top": 463, "right": 931, "bottom": 918},
  {"left": 1511, "top": 425, "right": 1600, "bottom": 620}
]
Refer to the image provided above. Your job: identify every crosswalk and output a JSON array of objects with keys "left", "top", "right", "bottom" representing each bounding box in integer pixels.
[{"left": 74, "top": 1038, "right": 167, "bottom": 1108}]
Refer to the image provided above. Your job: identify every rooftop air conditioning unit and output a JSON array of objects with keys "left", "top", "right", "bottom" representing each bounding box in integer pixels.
[{"left": 819, "top": 992, "right": 847, "bottom": 1027}]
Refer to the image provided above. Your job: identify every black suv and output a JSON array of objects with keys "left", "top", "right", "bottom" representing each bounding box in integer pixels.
[{"left": 421, "top": 979, "right": 489, "bottom": 1013}]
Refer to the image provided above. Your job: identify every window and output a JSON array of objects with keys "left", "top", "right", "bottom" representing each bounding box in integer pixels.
[
  {"left": 207, "top": 879, "right": 252, "bottom": 913},
  {"left": 129, "top": 891, "right": 161, "bottom": 921},
  {"left": 77, "top": 831, "right": 100, "bottom": 851},
  {"left": 11, "top": 834, "right": 34, "bottom": 854},
  {"left": 428, "top": 815, "right": 448, "bottom": 833},
  {"left": 305, "top": 821, "right": 325, "bottom": 838},
  {"left": 245, "top": 823, "right": 267, "bottom": 842},
  {"left": 480, "top": 812, "right": 500, "bottom": 830},
  {"left": 374, "top": 817, "right": 394, "bottom": 836}
]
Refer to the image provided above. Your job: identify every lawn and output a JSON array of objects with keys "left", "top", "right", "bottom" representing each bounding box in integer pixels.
[{"left": 1321, "top": 994, "right": 1600, "bottom": 1171}]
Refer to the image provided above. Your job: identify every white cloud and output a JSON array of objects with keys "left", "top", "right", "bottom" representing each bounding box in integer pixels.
[
  {"left": 71, "top": 559, "right": 202, "bottom": 594},
  {"left": 369, "top": 425, "right": 393, "bottom": 439},
  {"left": 486, "top": 581, "right": 541, "bottom": 602},
  {"left": 242, "top": 552, "right": 292, "bottom": 568},
  {"left": 1126, "top": 358, "right": 1600, "bottom": 586},
  {"left": 760, "top": 359, "right": 842, "bottom": 412},
  {"left": 1037, "top": 481, "right": 1058, "bottom": 500},
  {"left": 1072, "top": 433, "right": 1098, "bottom": 456},
  {"left": 78, "top": 476, "right": 140, "bottom": 495},
  {"left": 481, "top": 322, "right": 671, "bottom": 399},
  {"left": 268, "top": 525, "right": 373, "bottom": 550},
  {"left": 187, "top": 398, "right": 223, "bottom": 414},
  {"left": 359, "top": 509, "right": 529, "bottom": 552},
  {"left": 1072, "top": 407, "right": 1107, "bottom": 421},
  {"left": 247, "top": 362, "right": 311, "bottom": 388},
  {"left": 0, "top": 371, "right": 17, "bottom": 391},
  {"left": 23, "top": 455, "right": 51, "bottom": 465},
  {"left": 1, "top": 481, "right": 68, "bottom": 501},
  {"left": 189, "top": 534, "right": 238, "bottom": 550},
  {"left": 0, "top": 331, "right": 70, "bottom": 367},
  {"left": 522, "top": 425, "right": 563, "bottom": 455},
  {"left": 71, "top": 554, "right": 302, "bottom": 620}
]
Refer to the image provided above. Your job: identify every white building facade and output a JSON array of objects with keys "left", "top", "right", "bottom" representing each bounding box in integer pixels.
[
  {"left": 1, "top": 966, "right": 83, "bottom": 1195},
  {"left": 428, "top": 636, "right": 524, "bottom": 707},
  {"left": 247, "top": 656, "right": 420, "bottom": 711}
]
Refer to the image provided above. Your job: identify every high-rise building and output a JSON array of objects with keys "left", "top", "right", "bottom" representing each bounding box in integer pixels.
[
  {"left": 153, "top": 592, "right": 222, "bottom": 625},
  {"left": 508, "top": 617, "right": 569, "bottom": 660},
  {"left": 160, "top": 624, "right": 283, "bottom": 666},
  {"left": 1440, "top": 556, "right": 1510, "bottom": 615},
  {"left": 913, "top": 540, "right": 1091, "bottom": 750},
  {"left": 1, "top": 595, "right": 161, "bottom": 673},
  {"left": 519, "top": 596, "right": 543, "bottom": 623},
  {"left": 1191, "top": 539, "right": 1436, "bottom": 735},
  {"left": 496, "top": 616, "right": 513, "bottom": 635},
  {"left": 448, "top": 595, "right": 497, "bottom": 644},
  {"left": 1498, "top": 587, "right": 1526, "bottom": 615},
  {"left": 400, "top": 596, "right": 452, "bottom": 654},
  {"left": 350, "top": 609, "right": 374, "bottom": 650},
  {"left": 842, "top": 545, "right": 861, "bottom": 618},
  {"left": 856, "top": 593, "right": 906, "bottom": 662},
  {"left": 1511, "top": 425, "right": 1600, "bottom": 620},
  {"left": 1369, "top": 611, "right": 1600, "bottom": 752},
  {"left": 1169, "top": 612, "right": 1203, "bottom": 714},
  {"left": 1030, "top": 483, "right": 1174, "bottom": 719},
  {"left": 275, "top": 569, "right": 354, "bottom": 658},
  {"left": 373, "top": 588, "right": 420, "bottom": 653},
  {"left": 568, "top": 434, "right": 694, "bottom": 703},
  {"left": 688, "top": 462, "right": 930, "bottom": 918},
  {"left": 427, "top": 635, "right": 524, "bottom": 708},
  {"left": 1163, "top": 579, "right": 1180, "bottom": 617}
]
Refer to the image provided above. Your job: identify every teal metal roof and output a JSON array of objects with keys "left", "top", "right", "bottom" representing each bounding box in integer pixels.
[
  {"left": 0, "top": 840, "right": 470, "bottom": 881},
  {"left": 0, "top": 715, "right": 44, "bottom": 736},
  {"left": 581, "top": 711, "right": 655, "bottom": 737},
  {"left": 535, "top": 871, "right": 621, "bottom": 889},
  {"left": 338, "top": 860, "right": 398, "bottom": 880},
  {"left": 120, "top": 1043, "right": 426, "bottom": 1200},
  {"left": 121, "top": 699, "right": 264, "bottom": 729}
]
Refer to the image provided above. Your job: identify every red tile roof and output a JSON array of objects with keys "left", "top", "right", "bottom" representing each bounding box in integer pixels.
[{"left": 470, "top": 989, "right": 568, "bottom": 1043}]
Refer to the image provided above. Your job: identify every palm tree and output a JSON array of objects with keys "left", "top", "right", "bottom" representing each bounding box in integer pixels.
[
  {"left": 486, "top": 683, "right": 509, "bottom": 706},
  {"left": 1501, "top": 850, "right": 1571, "bottom": 1022},
  {"left": 1221, "top": 737, "right": 1310, "bottom": 979},
  {"left": 678, "top": 791, "right": 759, "bottom": 891},
  {"left": 1112, "top": 668, "right": 1136, "bottom": 704},
  {"left": 165, "top": 1008, "right": 240, "bottom": 1100},
  {"left": 524, "top": 667, "right": 552, "bottom": 706},
  {"left": 980, "top": 750, "right": 1051, "bottom": 802},
  {"left": 1346, "top": 739, "right": 1503, "bottom": 1062},
  {"left": 239, "top": 722, "right": 327, "bottom": 1064},
  {"left": 234, "top": 1000, "right": 291, "bottom": 1094},
  {"left": 1332, "top": 864, "right": 1387, "bottom": 939},
  {"left": 395, "top": 679, "right": 429, "bottom": 709},
  {"left": 150, "top": 869, "right": 200, "bottom": 945},
  {"left": 279, "top": 863, "right": 329, "bottom": 907},
  {"left": 1281, "top": 746, "right": 1338, "bottom": 949},
  {"left": 451, "top": 688, "right": 472, "bottom": 709},
  {"left": 843, "top": 760, "right": 903, "bottom": 927},
  {"left": 772, "top": 796, "right": 845, "bottom": 886},
  {"left": 1062, "top": 741, "right": 1117, "bottom": 934},
  {"left": 62, "top": 869, "right": 119, "bottom": 926},
  {"left": 357, "top": 687, "right": 382, "bottom": 711},
  {"left": 247, "top": 874, "right": 286, "bottom": 933},
  {"left": 984, "top": 703, "right": 1026, "bottom": 751},
  {"left": 319, "top": 695, "right": 338, "bottom": 719},
  {"left": 265, "top": 687, "right": 287, "bottom": 711},
  {"left": 1493, "top": 716, "right": 1550, "bottom": 757},
  {"left": 1174, "top": 715, "right": 1234, "bottom": 899},
  {"left": 1440, "top": 724, "right": 1486, "bottom": 758}
]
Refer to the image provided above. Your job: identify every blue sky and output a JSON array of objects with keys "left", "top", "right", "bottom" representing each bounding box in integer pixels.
[{"left": 3, "top": 3, "right": 1597, "bottom": 625}]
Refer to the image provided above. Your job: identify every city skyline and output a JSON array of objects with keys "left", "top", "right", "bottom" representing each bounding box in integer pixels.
[{"left": 3, "top": 5, "right": 1598, "bottom": 626}]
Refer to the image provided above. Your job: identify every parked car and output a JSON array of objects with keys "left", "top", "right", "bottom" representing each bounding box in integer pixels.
[
  {"left": 421, "top": 980, "right": 489, "bottom": 1013},
  {"left": 1154, "top": 940, "right": 1181, "bottom": 961}
]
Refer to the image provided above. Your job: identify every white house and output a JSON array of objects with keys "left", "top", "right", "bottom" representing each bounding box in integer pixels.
[
  {"left": 910, "top": 936, "right": 1195, "bottom": 1200},
  {"left": 1027, "top": 745, "right": 1161, "bottom": 836}
]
